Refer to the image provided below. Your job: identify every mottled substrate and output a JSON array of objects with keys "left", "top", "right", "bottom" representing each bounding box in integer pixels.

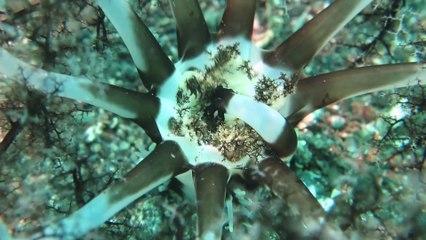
[{"left": 292, "top": 91, "right": 426, "bottom": 238}]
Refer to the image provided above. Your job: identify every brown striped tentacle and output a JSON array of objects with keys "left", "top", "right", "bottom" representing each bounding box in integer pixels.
[
  {"left": 282, "top": 63, "right": 426, "bottom": 125},
  {"left": 96, "top": 0, "right": 175, "bottom": 91},
  {"left": 217, "top": 0, "right": 257, "bottom": 40},
  {"left": 194, "top": 163, "right": 229, "bottom": 240},
  {"left": 170, "top": 0, "right": 211, "bottom": 60},
  {"left": 263, "top": 0, "right": 373, "bottom": 71},
  {"left": 249, "top": 157, "right": 346, "bottom": 239},
  {"left": 34, "top": 141, "right": 188, "bottom": 239}
]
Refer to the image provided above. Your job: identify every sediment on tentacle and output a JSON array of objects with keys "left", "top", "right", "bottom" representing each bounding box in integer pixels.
[
  {"left": 249, "top": 157, "right": 347, "bottom": 240},
  {"left": 212, "top": 87, "right": 297, "bottom": 158},
  {"left": 96, "top": 0, "right": 175, "bottom": 91},
  {"left": 194, "top": 163, "right": 229, "bottom": 240},
  {"left": 31, "top": 140, "right": 188, "bottom": 239},
  {"left": 281, "top": 63, "right": 426, "bottom": 124},
  {"left": 170, "top": 0, "right": 211, "bottom": 60},
  {"left": 262, "top": 0, "right": 373, "bottom": 71}
]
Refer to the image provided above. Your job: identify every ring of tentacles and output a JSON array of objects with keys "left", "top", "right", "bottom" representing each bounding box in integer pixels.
[{"left": 0, "top": 0, "right": 424, "bottom": 239}]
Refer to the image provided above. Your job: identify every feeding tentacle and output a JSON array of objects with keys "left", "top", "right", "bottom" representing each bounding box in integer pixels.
[
  {"left": 96, "top": 0, "right": 175, "bottom": 91},
  {"left": 170, "top": 0, "right": 211, "bottom": 60},
  {"left": 32, "top": 140, "right": 188, "bottom": 239},
  {"left": 263, "top": 0, "right": 373, "bottom": 71},
  {"left": 218, "top": 0, "right": 257, "bottom": 41},
  {"left": 0, "top": 48, "right": 163, "bottom": 142},
  {"left": 194, "top": 163, "right": 229, "bottom": 240},
  {"left": 250, "top": 157, "right": 346, "bottom": 239},
  {"left": 211, "top": 87, "right": 297, "bottom": 158},
  {"left": 282, "top": 63, "right": 426, "bottom": 125}
]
